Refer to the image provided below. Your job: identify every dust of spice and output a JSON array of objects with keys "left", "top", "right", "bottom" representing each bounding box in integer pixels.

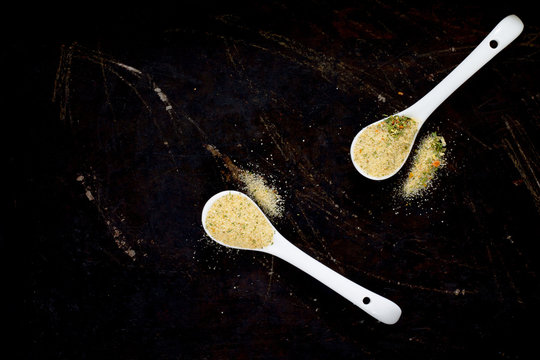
[
  {"left": 352, "top": 115, "right": 418, "bottom": 178},
  {"left": 239, "top": 170, "right": 284, "bottom": 218},
  {"left": 205, "top": 193, "right": 274, "bottom": 249},
  {"left": 402, "top": 132, "right": 446, "bottom": 197}
]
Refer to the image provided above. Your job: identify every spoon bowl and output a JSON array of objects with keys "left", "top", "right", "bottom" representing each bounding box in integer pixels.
[
  {"left": 351, "top": 14, "right": 524, "bottom": 180},
  {"left": 202, "top": 190, "right": 402, "bottom": 325}
]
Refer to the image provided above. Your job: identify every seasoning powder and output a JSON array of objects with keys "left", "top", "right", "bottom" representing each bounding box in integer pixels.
[
  {"left": 352, "top": 115, "right": 418, "bottom": 177},
  {"left": 402, "top": 132, "right": 446, "bottom": 197},
  {"left": 205, "top": 193, "right": 274, "bottom": 249},
  {"left": 239, "top": 170, "right": 284, "bottom": 218}
]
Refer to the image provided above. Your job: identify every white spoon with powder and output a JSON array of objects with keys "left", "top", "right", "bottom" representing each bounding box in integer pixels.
[
  {"left": 351, "top": 15, "right": 524, "bottom": 180},
  {"left": 201, "top": 190, "right": 402, "bottom": 325}
]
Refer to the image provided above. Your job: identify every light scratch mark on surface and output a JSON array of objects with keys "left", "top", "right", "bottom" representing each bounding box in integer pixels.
[
  {"left": 52, "top": 44, "right": 73, "bottom": 123},
  {"left": 76, "top": 173, "right": 139, "bottom": 261},
  {"left": 257, "top": 30, "right": 380, "bottom": 96},
  {"left": 264, "top": 257, "right": 275, "bottom": 301},
  {"left": 366, "top": 270, "right": 477, "bottom": 296},
  {"left": 502, "top": 115, "right": 540, "bottom": 213}
]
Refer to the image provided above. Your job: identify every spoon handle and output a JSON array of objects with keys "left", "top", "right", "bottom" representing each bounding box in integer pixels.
[
  {"left": 264, "top": 233, "right": 402, "bottom": 324},
  {"left": 403, "top": 14, "right": 524, "bottom": 123}
]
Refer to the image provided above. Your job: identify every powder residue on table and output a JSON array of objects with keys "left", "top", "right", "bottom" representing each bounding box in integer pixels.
[
  {"left": 204, "top": 144, "right": 284, "bottom": 219},
  {"left": 205, "top": 193, "right": 275, "bottom": 249},
  {"left": 352, "top": 115, "right": 418, "bottom": 178},
  {"left": 402, "top": 132, "right": 446, "bottom": 198},
  {"left": 239, "top": 170, "right": 284, "bottom": 218}
]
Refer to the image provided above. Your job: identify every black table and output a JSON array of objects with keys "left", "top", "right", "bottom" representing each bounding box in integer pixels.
[{"left": 6, "top": 1, "right": 540, "bottom": 358}]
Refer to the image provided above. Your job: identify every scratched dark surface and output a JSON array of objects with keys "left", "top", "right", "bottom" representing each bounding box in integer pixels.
[{"left": 5, "top": 0, "right": 540, "bottom": 358}]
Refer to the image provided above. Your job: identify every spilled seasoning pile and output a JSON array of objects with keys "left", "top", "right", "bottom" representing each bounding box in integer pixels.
[
  {"left": 239, "top": 170, "right": 284, "bottom": 218},
  {"left": 352, "top": 115, "right": 418, "bottom": 177},
  {"left": 204, "top": 144, "right": 284, "bottom": 219},
  {"left": 205, "top": 193, "right": 275, "bottom": 249},
  {"left": 402, "top": 132, "right": 446, "bottom": 198}
]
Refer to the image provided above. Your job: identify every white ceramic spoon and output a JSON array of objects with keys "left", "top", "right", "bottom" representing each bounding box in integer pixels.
[
  {"left": 351, "top": 14, "right": 524, "bottom": 180},
  {"left": 201, "top": 190, "right": 402, "bottom": 325}
]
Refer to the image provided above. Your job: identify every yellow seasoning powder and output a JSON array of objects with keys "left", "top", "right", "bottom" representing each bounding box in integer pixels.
[
  {"left": 352, "top": 115, "right": 418, "bottom": 178},
  {"left": 205, "top": 193, "right": 275, "bottom": 249},
  {"left": 402, "top": 132, "right": 446, "bottom": 198},
  {"left": 239, "top": 170, "right": 284, "bottom": 218}
]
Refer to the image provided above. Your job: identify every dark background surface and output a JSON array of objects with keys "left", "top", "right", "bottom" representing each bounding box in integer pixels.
[{"left": 4, "top": 1, "right": 540, "bottom": 358}]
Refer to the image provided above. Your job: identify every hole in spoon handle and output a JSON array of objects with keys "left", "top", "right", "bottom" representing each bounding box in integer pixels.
[
  {"left": 266, "top": 234, "right": 402, "bottom": 324},
  {"left": 485, "top": 15, "right": 524, "bottom": 51}
]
